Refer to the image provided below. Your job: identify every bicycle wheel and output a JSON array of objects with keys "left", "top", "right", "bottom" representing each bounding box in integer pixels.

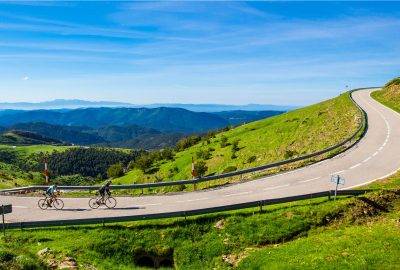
[
  {"left": 105, "top": 197, "right": 117, "bottom": 209},
  {"left": 38, "top": 199, "right": 49, "bottom": 210},
  {"left": 53, "top": 199, "right": 64, "bottom": 210},
  {"left": 89, "top": 197, "right": 100, "bottom": 209}
]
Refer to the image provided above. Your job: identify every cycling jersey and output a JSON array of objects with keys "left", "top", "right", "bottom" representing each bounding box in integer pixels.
[{"left": 46, "top": 185, "right": 58, "bottom": 196}]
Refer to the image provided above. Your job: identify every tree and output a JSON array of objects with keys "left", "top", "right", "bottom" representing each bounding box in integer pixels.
[
  {"left": 220, "top": 135, "right": 228, "bottom": 148},
  {"left": 107, "top": 162, "right": 124, "bottom": 178},
  {"left": 135, "top": 155, "right": 154, "bottom": 173},
  {"left": 161, "top": 147, "right": 174, "bottom": 160},
  {"left": 195, "top": 160, "right": 208, "bottom": 178},
  {"left": 231, "top": 139, "right": 240, "bottom": 152},
  {"left": 196, "top": 148, "right": 211, "bottom": 160}
]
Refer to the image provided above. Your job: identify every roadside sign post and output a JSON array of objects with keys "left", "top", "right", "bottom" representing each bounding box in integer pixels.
[
  {"left": 331, "top": 175, "right": 345, "bottom": 200},
  {"left": 1, "top": 204, "right": 12, "bottom": 238}
]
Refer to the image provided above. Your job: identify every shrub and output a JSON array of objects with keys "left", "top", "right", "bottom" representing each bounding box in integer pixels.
[
  {"left": 222, "top": 166, "right": 237, "bottom": 173},
  {"left": 134, "top": 155, "right": 154, "bottom": 173},
  {"left": 0, "top": 250, "right": 15, "bottom": 262},
  {"left": 220, "top": 135, "right": 228, "bottom": 148},
  {"left": 196, "top": 149, "right": 211, "bottom": 160},
  {"left": 247, "top": 156, "right": 257, "bottom": 163},
  {"left": 107, "top": 162, "right": 124, "bottom": 178},
  {"left": 195, "top": 160, "right": 208, "bottom": 178}
]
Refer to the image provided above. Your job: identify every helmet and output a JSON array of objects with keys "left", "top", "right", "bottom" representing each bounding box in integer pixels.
[
  {"left": 54, "top": 182, "right": 59, "bottom": 185},
  {"left": 107, "top": 180, "right": 112, "bottom": 184}
]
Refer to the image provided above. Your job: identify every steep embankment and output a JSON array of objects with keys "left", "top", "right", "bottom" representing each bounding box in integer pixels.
[
  {"left": 371, "top": 77, "right": 400, "bottom": 113},
  {"left": 114, "top": 92, "right": 361, "bottom": 188}
]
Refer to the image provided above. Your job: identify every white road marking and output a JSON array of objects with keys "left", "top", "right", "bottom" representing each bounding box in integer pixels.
[
  {"left": 136, "top": 203, "right": 161, "bottom": 207},
  {"left": 372, "top": 151, "right": 379, "bottom": 157},
  {"left": 298, "top": 177, "right": 321, "bottom": 183},
  {"left": 343, "top": 168, "right": 400, "bottom": 190},
  {"left": 263, "top": 184, "right": 290, "bottom": 191},
  {"left": 13, "top": 206, "right": 28, "bottom": 209},
  {"left": 331, "top": 170, "right": 345, "bottom": 175},
  {"left": 186, "top": 197, "right": 209, "bottom": 202},
  {"left": 224, "top": 191, "right": 252, "bottom": 197},
  {"left": 378, "top": 146, "right": 383, "bottom": 151},
  {"left": 349, "top": 163, "right": 361, "bottom": 169},
  {"left": 363, "top": 157, "right": 372, "bottom": 163}
]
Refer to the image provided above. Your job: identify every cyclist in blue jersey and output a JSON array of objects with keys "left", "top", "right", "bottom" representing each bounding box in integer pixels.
[{"left": 46, "top": 182, "right": 59, "bottom": 207}]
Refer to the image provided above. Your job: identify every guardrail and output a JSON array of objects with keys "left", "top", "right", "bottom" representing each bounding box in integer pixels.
[
  {"left": 0, "top": 88, "right": 374, "bottom": 194},
  {"left": 4, "top": 189, "right": 371, "bottom": 229}
]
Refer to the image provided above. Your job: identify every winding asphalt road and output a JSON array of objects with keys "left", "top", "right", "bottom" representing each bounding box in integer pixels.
[{"left": 1, "top": 89, "right": 400, "bottom": 223}]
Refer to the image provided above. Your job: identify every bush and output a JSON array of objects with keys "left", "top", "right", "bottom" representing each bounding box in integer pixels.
[
  {"left": 196, "top": 149, "right": 211, "bottom": 160},
  {"left": 175, "top": 135, "right": 201, "bottom": 152},
  {"left": 0, "top": 250, "right": 15, "bottom": 262},
  {"left": 220, "top": 135, "right": 228, "bottom": 148},
  {"left": 15, "top": 255, "right": 39, "bottom": 270},
  {"left": 195, "top": 160, "right": 208, "bottom": 178},
  {"left": 222, "top": 166, "right": 237, "bottom": 173},
  {"left": 247, "top": 156, "right": 257, "bottom": 163},
  {"left": 56, "top": 174, "right": 96, "bottom": 186},
  {"left": 231, "top": 139, "right": 240, "bottom": 152},
  {"left": 134, "top": 155, "right": 154, "bottom": 173},
  {"left": 107, "top": 163, "right": 124, "bottom": 178}
]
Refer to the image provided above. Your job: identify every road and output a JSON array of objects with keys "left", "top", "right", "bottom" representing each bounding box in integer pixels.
[{"left": 1, "top": 89, "right": 400, "bottom": 223}]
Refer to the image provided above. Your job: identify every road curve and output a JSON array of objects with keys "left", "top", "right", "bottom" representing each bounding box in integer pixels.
[{"left": 2, "top": 89, "right": 400, "bottom": 223}]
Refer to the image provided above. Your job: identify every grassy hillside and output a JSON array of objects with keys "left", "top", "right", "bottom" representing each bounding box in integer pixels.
[
  {"left": 2, "top": 172, "right": 399, "bottom": 270},
  {"left": 113, "top": 92, "right": 360, "bottom": 191},
  {"left": 0, "top": 130, "right": 63, "bottom": 146},
  {"left": 371, "top": 77, "right": 400, "bottom": 113}
]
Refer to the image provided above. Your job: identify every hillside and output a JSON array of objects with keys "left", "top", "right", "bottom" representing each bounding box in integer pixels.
[
  {"left": 213, "top": 110, "right": 284, "bottom": 125},
  {"left": 9, "top": 123, "right": 106, "bottom": 145},
  {"left": 113, "top": 92, "right": 360, "bottom": 189},
  {"left": 0, "top": 130, "right": 63, "bottom": 146},
  {"left": 371, "top": 77, "right": 400, "bottom": 113}
]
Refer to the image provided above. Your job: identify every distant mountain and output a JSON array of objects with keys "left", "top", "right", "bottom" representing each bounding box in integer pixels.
[
  {"left": 212, "top": 110, "right": 284, "bottom": 125},
  {"left": 0, "top": 130, "right": 63, "bottom": 145},
  {"left": 0, "top": 99, "right": 298, "bottom": 112},
  {"left": 0, "top": 99, "right": 132, "bottom": 110},
  {"left": 146, "top": 103, "right": 297, "bottom": 112},
  {"left": 0, "top": 107, "right": 229, "bottom": 133}
]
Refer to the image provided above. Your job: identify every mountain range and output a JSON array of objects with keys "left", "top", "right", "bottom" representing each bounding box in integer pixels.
[
  {"left": 0, "top": 108, "right": 284, "bottom": 149},
  {"left": 0, "top": 99, "right": 297, "bottom": 112},
  {"left": 0, "top": 107, "right": 284, "bottom": 133}
]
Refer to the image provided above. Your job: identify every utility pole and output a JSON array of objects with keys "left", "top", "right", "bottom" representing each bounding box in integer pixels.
[{"left": 44, "top": 156, "right": 49, "bottom": 186}]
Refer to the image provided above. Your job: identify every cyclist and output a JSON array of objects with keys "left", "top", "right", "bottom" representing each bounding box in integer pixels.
[
  {"left": 46, "top": 182, "right": 59, "bottom": 207},
  {"left": 98, "top": 180, "right": 112, "bottom": 204}
]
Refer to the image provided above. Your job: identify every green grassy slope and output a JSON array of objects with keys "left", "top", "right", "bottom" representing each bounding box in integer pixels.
[
  {"left": 371, "top": 77, "right": 400, "bottom": 113},
  {"left": 2, "top": 173, "right": 399, "bottom": 270},
  {"left": 114, "top": 92, "right": 360, "bottom": 190}
]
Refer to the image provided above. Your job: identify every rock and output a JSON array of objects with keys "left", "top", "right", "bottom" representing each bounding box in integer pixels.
[
  {"left": 37, "top": 247, "right": 50, "bottom": 256},
  {"left": 214, "top": 219, "right": 225, "bottom": 230}
]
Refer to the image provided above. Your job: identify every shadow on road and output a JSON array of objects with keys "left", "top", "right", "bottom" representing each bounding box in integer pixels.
[{"left": 104, "top": 206, "right": 145, "bottom": 210}]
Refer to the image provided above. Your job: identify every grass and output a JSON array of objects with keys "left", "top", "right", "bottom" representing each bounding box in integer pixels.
[
  {"left": 113, "top": 92, "right": 360, "bottom": 192},
  {"left": 2, "top": 172, "right": 399, "bottom": 270},
  {"left": 0, "top": 144, "right": 71, "bottom": 157},
  {"left": 371, "top": 77, "right": 400, "bottom": 113}
]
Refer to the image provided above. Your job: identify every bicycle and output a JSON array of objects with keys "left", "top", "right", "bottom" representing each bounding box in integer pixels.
[
  {"left": 38, "top": 194, "right": 64, "bottom": 210},
  {"left": 89, "top": 193, "right": 117, "bottom": 209}
]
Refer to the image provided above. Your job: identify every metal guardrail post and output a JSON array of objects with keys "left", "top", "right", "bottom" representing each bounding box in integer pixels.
[{"left": 1, "top": 206, "right": 5, "bottom": 238}]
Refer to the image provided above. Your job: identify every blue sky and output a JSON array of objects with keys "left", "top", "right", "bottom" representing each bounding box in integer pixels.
[{"left": 0, "top": 1, "right": 399, "bottom": 106}]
